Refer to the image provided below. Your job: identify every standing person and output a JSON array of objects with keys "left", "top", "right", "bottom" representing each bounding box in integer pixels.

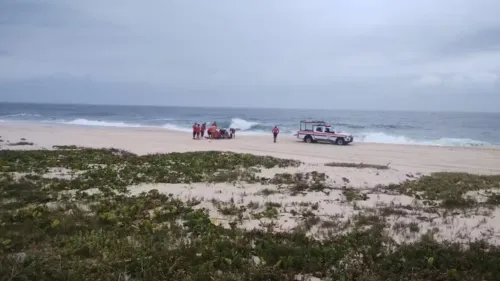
[
  {"left": 201, "top": 123, "right": 206, "bottom": 138},
  {"left": 272, "top": 126, "right": 279, "bottom": 143},
  {"left": 196, "top": 124, "right": 201, "bottom": 139},
  {"left": 192, "top": 123, "right": 197, "bottom": 139}
]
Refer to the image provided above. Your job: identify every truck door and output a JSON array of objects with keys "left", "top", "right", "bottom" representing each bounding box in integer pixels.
[
  {"left": 324, "top": 127, "right": 335, "bottom": 142},
  {"left": 314, "top": 126, "right": 327, "bottom": 141}
]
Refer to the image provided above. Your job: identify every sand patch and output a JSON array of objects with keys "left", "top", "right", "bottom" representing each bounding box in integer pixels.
[
  {"left": 12, "top": 167, "right": 83, "bottom": 180},
  {"left": 127, "top": 181, "right": 500, "bottom": 245},
  {"left": 258, "top": 165, "right": 414, "bottom": 189}
]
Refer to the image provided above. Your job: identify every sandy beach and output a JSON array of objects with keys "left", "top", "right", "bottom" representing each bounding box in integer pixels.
[{"left": 2, "top": 121, "right": 500, "bottom": 176}]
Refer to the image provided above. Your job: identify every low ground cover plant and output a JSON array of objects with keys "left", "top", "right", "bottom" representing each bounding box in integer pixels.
[{"left": 1, "top": 147, "right": 500, "bottom": 280}]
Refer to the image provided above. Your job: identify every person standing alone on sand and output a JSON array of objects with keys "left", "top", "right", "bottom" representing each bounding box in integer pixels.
[{"left": 272, "top": 126, "right": 279, "bottom": 143}]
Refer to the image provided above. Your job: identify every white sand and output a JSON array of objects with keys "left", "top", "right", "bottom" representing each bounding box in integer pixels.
[{"left": 3, "top": 121, "right": 500, "bottom": 244}]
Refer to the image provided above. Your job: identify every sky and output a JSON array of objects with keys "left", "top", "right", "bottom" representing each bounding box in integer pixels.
[{"left": 0, "top": 0, "right": 499, "bottom": 112}]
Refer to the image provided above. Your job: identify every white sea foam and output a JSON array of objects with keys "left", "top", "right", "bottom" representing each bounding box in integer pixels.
[
  {"left": 161, "top": 123, "right": 192, "bottom": 133},
  {"left": 355, "top": 132, "right": 491, "bottom": 147},
  {"left": 1, "top": 113, "right": 42, "bottom": 118},
  {"left": 62, "top": 119, "right": 144, "bottom": 128},
  {"left": 229, "top": 118, "right": 259, "bottom": 131}
]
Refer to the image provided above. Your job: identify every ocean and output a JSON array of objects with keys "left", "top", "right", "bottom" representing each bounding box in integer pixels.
[{"left": 1, "top": 102, "right": 499, "bottom": 147}]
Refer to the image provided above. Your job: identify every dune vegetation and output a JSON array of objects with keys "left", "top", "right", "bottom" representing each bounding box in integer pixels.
[{"left": 1, "top": 147, "right": 500, "bottom": 281}]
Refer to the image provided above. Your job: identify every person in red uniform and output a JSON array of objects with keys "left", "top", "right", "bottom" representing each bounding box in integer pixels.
[
  {"left": 192, "top": 123, "right": 197, "bottom": 139},
  {"left": 272, "top": 126, "right": 279, "bottom": 143}
]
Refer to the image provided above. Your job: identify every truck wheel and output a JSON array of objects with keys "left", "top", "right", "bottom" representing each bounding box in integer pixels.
[
  {"left": 335, "top": 138, "right": 345, "bottom": 145},
  {"left": 304, "top": 135, "right": 313, "bottom": 143}
]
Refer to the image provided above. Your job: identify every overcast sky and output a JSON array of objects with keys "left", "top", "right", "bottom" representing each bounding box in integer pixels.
[{"left": 1, "top": 0, "right": 499, "bottom": 111}]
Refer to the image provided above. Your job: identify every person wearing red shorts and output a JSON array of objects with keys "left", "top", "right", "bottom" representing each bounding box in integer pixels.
[{"left": 192, "top": 123, "right": 197, "bottom": 139}]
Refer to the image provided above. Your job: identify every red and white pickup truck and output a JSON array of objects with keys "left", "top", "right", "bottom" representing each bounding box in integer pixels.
[{"left": 295, "top": 120, "right": 353, "bottom": 145}]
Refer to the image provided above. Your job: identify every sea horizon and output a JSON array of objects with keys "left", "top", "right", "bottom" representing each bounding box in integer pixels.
[{"left": 2, "top": 101, "right": 499, "bottom": 114}]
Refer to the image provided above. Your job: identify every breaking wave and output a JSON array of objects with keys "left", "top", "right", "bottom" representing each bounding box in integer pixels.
[{"left": 229, "top": 118, "right": 260, "bottom": 131}]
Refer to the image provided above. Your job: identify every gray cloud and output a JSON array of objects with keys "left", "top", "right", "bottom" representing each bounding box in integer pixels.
[
  {"left": 1, "top": 1, "right": 69, "bottom": 26},
  {"left": 439, "top": 26, "right": 500, "bottom": 56},
  {"left": 1, "top": 0, "right": 499, "bottom": 111}
]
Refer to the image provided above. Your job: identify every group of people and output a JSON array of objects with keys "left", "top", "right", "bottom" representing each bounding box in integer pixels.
[
  {"left": 192, "top": 122, "right": 237, "bottom": 140},
  {"left": 192, "top": 121, "right": 280, "bottom": 142},
  {"left": 191, "top": 123, "right": 206, "bottom": 139}
]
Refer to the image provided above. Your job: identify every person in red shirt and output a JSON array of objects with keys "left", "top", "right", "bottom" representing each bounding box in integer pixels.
[
  {"left": 192, "top": 123, "right": 197, "bottom": 139},
  {"left": 272, "top": 126, "right": 279, "bottom": 143}
]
